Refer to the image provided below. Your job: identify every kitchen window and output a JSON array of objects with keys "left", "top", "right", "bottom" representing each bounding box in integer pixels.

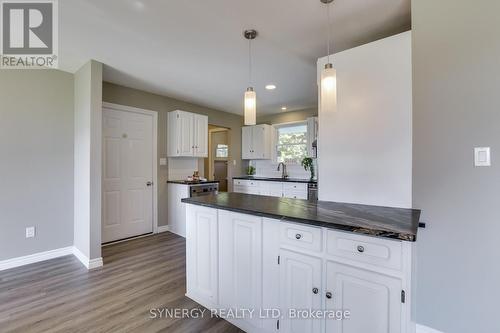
[
  {"left": 275, "top": 122, "right": 308, "bottom": 164},
  {"left": 216, "top": 144, "right": 228, "bottom": 158}
]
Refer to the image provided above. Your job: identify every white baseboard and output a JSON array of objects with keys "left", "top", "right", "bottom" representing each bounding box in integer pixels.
[
  {"left": 417, "top": 324, "right": 444, "bottom": 333},
  {"left": 72, "top": 246, "right": 103, "bottom": 270},
  {"left": 157, "top": 225, "right": 170, "bottom": 233},
  {"left": 0, "top": 246, "right": 73, "bottom": 271}
]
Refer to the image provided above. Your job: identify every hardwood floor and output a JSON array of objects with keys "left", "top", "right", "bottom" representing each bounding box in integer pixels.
[{"left": 0, "top": 232, "right": 242, "bottom": 333}]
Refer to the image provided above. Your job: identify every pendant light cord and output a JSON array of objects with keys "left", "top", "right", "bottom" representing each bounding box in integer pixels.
[
  {"left": 327, "top": 2, "right": 331, "bottom": 64},
  {"left": 248, "top": 38, "right": 252, "bottom": 86}
]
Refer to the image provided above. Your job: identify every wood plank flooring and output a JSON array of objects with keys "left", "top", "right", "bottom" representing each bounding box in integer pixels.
[{"left": 0, "top": 232, "right": 242, "bottom": 333}]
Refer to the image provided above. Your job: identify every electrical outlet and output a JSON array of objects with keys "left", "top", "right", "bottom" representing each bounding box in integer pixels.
[{"left": 26, "top": 226, "right": 35, "bottom": 238}]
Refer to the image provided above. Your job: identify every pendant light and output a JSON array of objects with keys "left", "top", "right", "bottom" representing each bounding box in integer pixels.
[
  {"left": 320, "top": 0, "right": 337, "bottom": 113},
  {"left": 243, "top": 29, "right": 257, "bottom": 125}
]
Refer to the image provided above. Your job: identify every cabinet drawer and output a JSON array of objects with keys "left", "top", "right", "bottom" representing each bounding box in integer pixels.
[
  {"left": 326, "top": 230, "right": 403, "bottom": 270},
  {"left": 283, "top": 190, "right": 308, "bottom": 200},
  {"left": 234, "top": 179, "right": 258, "bottom": 187},
  {"left": 280, "top": 222, "right": 322, "bottom": 252},
  {"left": 283, "top": 182, "right": 307, "bottom": 192}
]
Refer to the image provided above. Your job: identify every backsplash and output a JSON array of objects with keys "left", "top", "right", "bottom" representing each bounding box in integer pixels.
[
  {"left": 168, "top": 158, "right": 199, "bottom": 180},
  {"left": 250, "top": 160, "right": 317, "bottom": 180}
]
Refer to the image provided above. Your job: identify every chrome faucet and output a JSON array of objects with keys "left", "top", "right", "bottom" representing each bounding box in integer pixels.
[{"left": 277, "top": 162, "right": 288, "bottom": 179}]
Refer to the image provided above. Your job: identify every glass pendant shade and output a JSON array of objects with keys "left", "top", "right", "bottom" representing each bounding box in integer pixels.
[
  {"left": 320, "top": 63, "right": 337, "bottom": 112},
  {"left": 244, "top": 87, "right": 256, "bottom": 125}
]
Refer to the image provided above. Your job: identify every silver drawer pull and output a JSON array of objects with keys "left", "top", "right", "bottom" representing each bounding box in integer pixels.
[
  {"left": 295, "top": 234, "right": 302, "bottom": 240},
  {"left": 357, "top": 245, "right": 365, "bottom": 253}
]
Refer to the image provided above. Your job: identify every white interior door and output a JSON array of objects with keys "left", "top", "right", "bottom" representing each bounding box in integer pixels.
[{"left": 102, "top": 107, "right": 154, "bottom": 243}]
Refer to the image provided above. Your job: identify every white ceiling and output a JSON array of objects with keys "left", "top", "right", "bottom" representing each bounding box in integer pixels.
[{"left": 59, "top": 0, "right": 410, "bottom": 115}]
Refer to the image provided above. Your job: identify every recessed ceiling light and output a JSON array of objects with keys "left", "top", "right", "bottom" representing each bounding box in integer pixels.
[
  {"left": 265, "top": 84, "right": 276, "bottom": 90},
  {"left": 133, "top": 1, "right": 145, "bottom": 10},
  {"left": 281, "top": 106, "right": 287, "bottom": 111}
]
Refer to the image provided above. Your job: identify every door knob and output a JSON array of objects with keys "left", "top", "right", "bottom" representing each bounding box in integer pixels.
[
  {"left": 326, "top": 291, "right": 333, "bottom": 299},
  {"left": 357, "top": 245, "right": 365, "bottom": 253},
  {"left": 146, "top": 181, "right": 153, "bottom": 186},
  {"left": 312, "top": 287, "right": 319, "bottom": 294}
]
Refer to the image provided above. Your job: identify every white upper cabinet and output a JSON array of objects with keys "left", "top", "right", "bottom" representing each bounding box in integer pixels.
[
  {"left": 242, "top": 124, "right": 274, "bottom": 160},
  {"left": 193, "top": 113, "right": 208, "bottom": 157},
  {"left": 168, "top": 110, "right": 208, "bottom": 157}
]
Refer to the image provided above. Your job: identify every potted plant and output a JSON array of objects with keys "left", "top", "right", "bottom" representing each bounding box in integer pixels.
[
  {"left": 246, "top": 165, "right": 256, "bottom": 176},
  {"left": 301, "top": 157, "right": 315, "bottom": 180}
]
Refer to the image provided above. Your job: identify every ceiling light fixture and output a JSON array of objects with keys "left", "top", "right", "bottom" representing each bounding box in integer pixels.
[
  {"left": 265, "top": 84, "right": 276, "bottom": 90},
  {"left": 320, "top": 0, "right": 337, "bottom": 113},
  {"left": 243, "top": 29, "right": 257, "bottom": 125},
  {"left": 281, "top": 106, "right": 287, "bottom": 111}
]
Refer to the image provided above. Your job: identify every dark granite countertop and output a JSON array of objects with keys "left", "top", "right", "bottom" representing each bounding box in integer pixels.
[
  {"left": 233, "top": 176, "right": 317, "bottom": 184},
  {"left": 182, "top": 192, "right": 420, "bottom": 241},
  {"left": 167, "top": 180, "right": 220, "bottom": 185}
]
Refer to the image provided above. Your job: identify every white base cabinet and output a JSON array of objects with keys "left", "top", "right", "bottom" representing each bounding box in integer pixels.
[
  {"left": 279, "top": 249, "right": 322, "bottom": 333},
  {"left": 167, "top": 183, "right": 189, "bottom": 237},
  {"left": 186, "top": 206, "right": 218, "bottom": 306},
  {"left": 185, "top": 204, "right": 416, "bottom": 333},
  {"left": 233, "top": 179, "right": 308, "bottom": 200}
]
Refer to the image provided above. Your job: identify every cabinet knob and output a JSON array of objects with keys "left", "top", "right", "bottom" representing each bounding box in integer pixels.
[
  {"left": 295, "top": 234, "right": 302, "bottom": 240},
  {"left": 312, "top": 287, "right": 319, "bottom": 294},
  {"left": 326, "top": 291, "right": 333, "bottom": 299},
  {"left": 357, "top": 245, "right": 365, "bottom": 253}
]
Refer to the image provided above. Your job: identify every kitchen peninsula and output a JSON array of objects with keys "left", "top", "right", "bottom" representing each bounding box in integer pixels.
[{"left": 182, "top": 192, "right": 420, "bottom": 333}]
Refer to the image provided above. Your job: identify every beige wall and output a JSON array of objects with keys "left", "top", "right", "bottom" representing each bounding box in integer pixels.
[
  {"left": 412, "top": 1, "right": 500, "bottom": 332},
  {"left": 0, "top": 70, "right": 74, "bottom": 260},
  {"left": 257, "top": 107, "right": 317, "bottom": 125},
  {"left": 102, "top": 82, "right": 245, "bottom": 227}
]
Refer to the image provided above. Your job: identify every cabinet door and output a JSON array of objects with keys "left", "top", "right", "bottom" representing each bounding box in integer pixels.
[
  {"left": 219, "top": 211, "right": 263, "bottom": 328},
  {"left": 242, "top": 126, "right": 253, "bottom": 159},
  {"left": 280, "top": 249, "right": 322, "bottom": 333},
  {"left": 325, "top": 261, "right": 402, "bottom": 333},
  {"left": 252, "top": 125, "right": 267, "bottom": 159},
  {"left": 193, "top": 114, "right": 208, "bottom": 157},
  {"left": 178, "top": 111, "right": 194, "bottom": 156},
  {"left": 186, "top": 205, "right": 218, "bottom": 305}
]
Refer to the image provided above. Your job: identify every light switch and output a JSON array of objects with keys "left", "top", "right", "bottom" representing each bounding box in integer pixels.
[
  {"left": 474, "top": 147, "right": 491, "bottom": 167},
  {"left": 26, "top": 226, "right": 35, "bottom": 238},
  {"left": 159, "top": 158, "right": 167, "bottom": 166}
]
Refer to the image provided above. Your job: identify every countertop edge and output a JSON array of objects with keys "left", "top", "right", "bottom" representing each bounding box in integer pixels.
[
  {"left": 233, "top": 176, "right": 317, "bottom": 184},
  {"left": 182, "top": 198, "right": 416, "bottom": 242}
]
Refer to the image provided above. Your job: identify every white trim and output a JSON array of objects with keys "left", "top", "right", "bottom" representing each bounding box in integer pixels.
[
  {"left": 416, "top": 324, "right": 445, "bottom": 333},
  {"left": 0, "top": 246, "right": 73, "bottom": 271},
  {"left": 101, "top": 102, "right": 159, "bottom": 235},
  {"left": 157, "top": 225, "right": 170, "bottom": 233},
  {"left": 72, "top": 246, "right": 103, "bottom": 270}
]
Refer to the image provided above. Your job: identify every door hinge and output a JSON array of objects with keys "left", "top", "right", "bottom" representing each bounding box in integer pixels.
[
  {"left": 277, "top": 255, "right": 280, "bottom": 265},
  {"left": 401, "top": 290, "right": 406, "bottom": 303},
  {"left": 277, "top": 319, "right": 280, "bottom": 330}
]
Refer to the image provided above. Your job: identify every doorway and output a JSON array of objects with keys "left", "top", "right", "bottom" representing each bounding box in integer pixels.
[
  {"left": 204, "top": 125, "right": 230, "bottom": 192},
  {"left": 102, "top": 103, "right": 158, "bottom": 243}
]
